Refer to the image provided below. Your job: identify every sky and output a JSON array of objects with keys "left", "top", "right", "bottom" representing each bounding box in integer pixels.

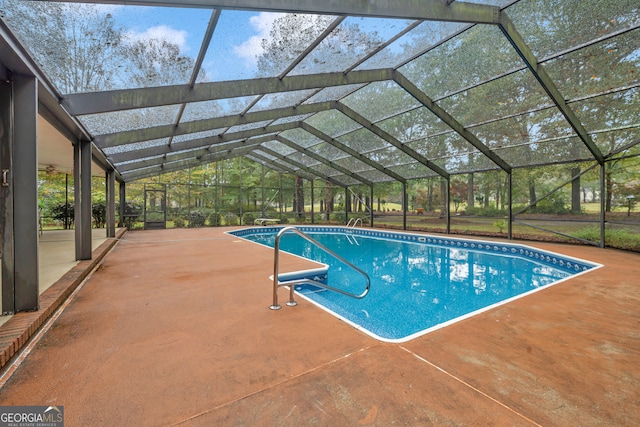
[
  {"left": 103, "top": 5, "right": 293, "bottom": 82},
  {"left": 100, "top": 4, "right": 414, "bottom": 83}
]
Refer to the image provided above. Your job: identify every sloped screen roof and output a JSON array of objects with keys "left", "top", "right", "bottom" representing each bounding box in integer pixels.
[{"left": 1, "top": 0, "right": 638, "bottom": 183}]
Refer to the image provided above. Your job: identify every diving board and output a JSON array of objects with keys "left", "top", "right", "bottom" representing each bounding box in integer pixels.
[{"left": 254, "top": 218, "right": 281, "bottom": 226}]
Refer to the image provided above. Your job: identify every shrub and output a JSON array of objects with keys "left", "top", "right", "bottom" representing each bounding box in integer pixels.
[
  {"left": 532, "top": 194, "right": 569, "bottom": 214},
  {"left": 51, "top": 202, "right": 74, "bottom": 226},
  {"left": 242, "top": 212, "right": 256, "bottom": 225},
  {"left": 207, "top": 212, "right": 222, "bottom": 226},
  {"left": 603, "top": 229, "right": 640, "bottom": 251},
  {"left": 174, "top": 217, "right": 185, "bottom": 228},
  {"left": 573, "top": 225, "right": 640, "bottom": 248},
  {"left": 121, "top": 201, "right": 142, "bottom": 228},
  {"left": 188, "top": 210, "right": 206, "bottom": 228},
  {"left": 462, "top": 206, "right": 507, "bottom": 217},
  {"left": 572, "top": 225, "right": 600, "bottom": 242},
  {"left": 92, "top": 202, "right": 106, "bottom": 228},
  {"left": 331, "top": 212, "right": 346, "bottom": 223},
  {"left": 223, "top": 212, "right": 239, "bottom": 226}
]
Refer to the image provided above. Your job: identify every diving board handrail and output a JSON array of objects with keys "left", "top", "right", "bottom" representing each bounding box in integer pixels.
[{"left": 270, "top": 226, "right": 370, "bottom": 310}]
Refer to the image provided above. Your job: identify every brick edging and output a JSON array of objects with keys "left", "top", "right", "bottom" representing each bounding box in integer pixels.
[{"left": 0, "top": 228, "right": 127, "bottom": 371}]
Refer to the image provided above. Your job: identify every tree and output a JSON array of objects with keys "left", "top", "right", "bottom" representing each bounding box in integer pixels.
[
  {"left": 1, "top": 0, "right": 208, "bottom": 148},
  {"left": 508, "top": 0, "right": 639, "bottom": 213},
  {"left": 467, "top": 172, "right": 475, "bottom": 210},
  {"left": 374, "top": 182, "right": 396, "bottom": 211},
  {"left": 1, "top": 1, "right": 123, "bottom": 93},
  {"left": 450, "top": 179, "right": 468, "bottom": 213},
  {"left": 412, "top": 178, "right": 441, "bottom": 213},
  {"left": 293, "top": 176, "right": 304, "bottom": 219},
  {"left": 569, "top": 164, "right": 582, "bottom": 214},
  {"left": 256, "top": 14, "right": 336, "bottom": 77},
  {"left": 38, "top": 171, "right": 73, "bottom": 227},
  {"left": 1, "top": 1, "right": 204, "bottom": 93},
  {"left": 254, "top": 14, "right": 386, "bottom": 218},
  {"left": 125, "top": 38, "right": 195, "bottom": 87}
]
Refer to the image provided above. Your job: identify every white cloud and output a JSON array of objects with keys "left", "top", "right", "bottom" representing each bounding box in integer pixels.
[
  {"left": 124, "top": 25, "right": 190, "bottom": 52},
  {"left": 233, "top": 12, "right": 285, "bottom": 67}
]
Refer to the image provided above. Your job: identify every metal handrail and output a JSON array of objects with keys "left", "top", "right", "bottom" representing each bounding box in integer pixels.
[
  {"left": 346, "top": 217, "right": 363, "bottom": 228},
  {"left": 345, "top": 233, "right": 360, "bottom": 246},
  {"left": 270, "top": 226, "right": 370, "bottom": 310}
]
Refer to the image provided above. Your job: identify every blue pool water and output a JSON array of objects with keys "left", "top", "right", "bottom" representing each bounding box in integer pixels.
[{"left": 230, "top": 227, "right": 599, "bottom": 342}]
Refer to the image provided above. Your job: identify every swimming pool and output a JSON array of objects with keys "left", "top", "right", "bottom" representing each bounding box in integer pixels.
[{"left": 229, "top": 226, "right": 600, "bottom": 342}]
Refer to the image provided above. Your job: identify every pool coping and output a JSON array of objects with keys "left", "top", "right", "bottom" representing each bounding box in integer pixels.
[
  {"left": 2, "top": 227, "right": 638, "bottom": 425},
  {"left": 230, "top": 225, "right": 600, "bottom": 273},
  {"left": 228, "top": 225, "right": 603, "bottom": 343}
]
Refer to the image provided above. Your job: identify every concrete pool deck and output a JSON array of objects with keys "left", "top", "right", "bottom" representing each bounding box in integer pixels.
[
  {"left": 0, "top": 228, "right": 119, "bottom": 328},
  {"left": 0, "top": 227, "right": 638, "bottom": 425}
]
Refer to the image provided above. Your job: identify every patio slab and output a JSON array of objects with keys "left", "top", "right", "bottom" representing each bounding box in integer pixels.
[
  {"left": 404, "top": 242, "right": 640, "bottom": 426},
  {"left": 0, "top": 227, "right": 638, "bottom": 426}
]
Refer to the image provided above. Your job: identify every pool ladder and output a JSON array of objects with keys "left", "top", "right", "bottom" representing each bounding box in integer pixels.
[
  {"left": 345, "top": 218, "right": 363, "bottom": 245},
  {"left": 346, "top": 217, "right": 364, "bottom": 228},
  {"left": 270, "top": 226, "right": 371, "bottom": 310}
]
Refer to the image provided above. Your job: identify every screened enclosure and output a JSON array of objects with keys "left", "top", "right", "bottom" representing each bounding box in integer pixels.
[{"left": 3, "top": 0, "right": 639, "bottom": 250}]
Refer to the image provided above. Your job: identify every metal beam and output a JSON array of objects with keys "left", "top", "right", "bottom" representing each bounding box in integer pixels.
[
  {"left": 116, "top": 135, "right": 274, "bottom": 167},
  {"left": 393, "top": 70, "right": 512, "bottom": 173},
  {"left": 38, "top": 102, "right": 121, "bottom": 181},
  {"left": 0, "top": 79, "right": 14, "bottom": 314},
  {"left": 107, "top": 122, "right": 300, "bottom": 167},
  {"left": 168, "top": 9, "right": 221, "bottom": 145},
  {"left": 95, "top": 101, "right": 333, "bottom": 147},
  {"left": 121, "top": 146, "right": 255, "bottom": 182},
  {"left": 64, "top": 69, "right": 394, "bottom": 115},
  {"left": 258, "top": 146, "right": 347, "bottom": 188},
  {"left": 74, "top": 139, "right": 92, "bottom": 260},
  {"left": 507, "top": 171, "right": 512, "bottom": 239},
  {"left": 245, "top": 155, "right": 289, "bottom": 175},
  {"left": 47, "top": 0, "right": 501, "bottom": 24},
  {"left": 12, "top": 74, "right": 39, "bottom": 312},
  {"left": 346, "top": 20, "right": 425, "bottom": 74},
  {"left": 249, "top": 151, "right": 335, "bottom": 186},
  {"left": 599, "top": 164, "right": 605, "bottom": 248},
  {"left": 512, "top": 163, "right": 600, "bottom": 217},
  {"left": 106, "top": 169, "right": 116, "bottom": 237},
  {"left": 310, "top": 178, "right": 315, "bottom": 224},
  {"left": 402, "top": 181, "right": 407, "bottom": 230},
  {"left": 498, "top": 14, "right": 604, "bottom": 164},
  {"left": 246, "top": 153, "right": 296, "bottom": 176},
  {"left": 115, "top": 135, "right": 275, "bottom": 173},
  {"left": 190, "top": 10, "right": 220, "bottom": 88},
  {"left": 119, "top": 181, "right": 126, "bottom": 227},
  {"left": 278, "top": 16, "right": 345, "bottom": 79},
  {"left": 1, "top": 19, "right": 123, "bottom": 181},
  {"left": 300, "top": 122, "right": 406, "bottom": 183},
  {"left": 604, "top": 137, "right": 640, "bottom": 160},
  {"left": 335, "top": 103, "right": 450, "bottom": 179},
  {"left": 0, "top": 20, "right": 90, "bottom": 140},
  {"left": 276, "top": 135, "right": 373, "bottom": 186}
]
